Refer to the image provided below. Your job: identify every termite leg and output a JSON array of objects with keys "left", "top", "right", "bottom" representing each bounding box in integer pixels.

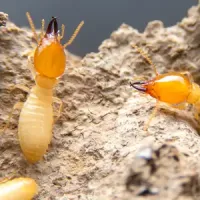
[
  {"left": 20, "top": 52, "right": 36, "bottom": 79},
  {"left": 0, "top": 171, "right": 17, "bottom": 184},
  {"left": 0, "top": 102, "right": 24, "bottom": 134},
  {"left": 169, "top": 102, "right": 187, "bottom": 110},
  {"left": 9, "top": 84, "right": 30, "bottom": 93},
  {"left": 180, "top": 71, "right": 193, "bottom": 83},
  {"left": 0, "top": 177, "right": 11, "bottom": 184},
  {"left": 192, "top": 106, "right": 200, "bottom": 122},
  {"left": 194, "top": 112, "right": 200, "bottom": 123},
  {"left": 144, "top": 102, "right": 187, "bottom": 133},
  {"left": 144, "top": 100, "right": 159, "bottom": 133},
  {"left": 53, "top": 97, "right": 63, "bottom": 121},
  {"left": 28, "top": 55, "right": 36, "bottom": 79}
]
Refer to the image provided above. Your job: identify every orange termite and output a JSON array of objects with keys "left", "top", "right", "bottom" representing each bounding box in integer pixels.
[
  {"left": 0, "top": 177, "right": 38, "bottom": 200},
  {"left": 130, "top": 44, "right": 200, "bottom": 131},
  {"left": 2, "top": 13, "right": 84, "bottom": 163}
]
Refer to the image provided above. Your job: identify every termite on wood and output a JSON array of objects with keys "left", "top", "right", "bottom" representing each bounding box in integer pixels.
[
  {"left": 0, "top": 177, "right": 38, "bottom": 200},
  {"left": 2, "top": 13, "right": 84, "bottom": 163},
  {"left": 130, "top": 44, "right": 200, "bottom": 131}
]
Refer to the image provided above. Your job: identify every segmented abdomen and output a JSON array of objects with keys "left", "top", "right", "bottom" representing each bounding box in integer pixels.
[
  {"left": 18, "top": 89, "right": 53, "bottom": 163},
  {"left": 0, "top": 178, "right": 38, "bottom": 200}
]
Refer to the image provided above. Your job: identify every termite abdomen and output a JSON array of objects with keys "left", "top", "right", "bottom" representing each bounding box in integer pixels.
[
  {"left": 18, "top": 86, "right": 53, "bottom": 163},
  {"left": 0, "top": 177, "right": 38, "bottom": 200}
]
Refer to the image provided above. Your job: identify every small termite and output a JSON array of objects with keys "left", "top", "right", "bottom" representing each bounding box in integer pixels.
[
  {"left": 130, "top": 44, "right": 200, "bottom": 131},
  {"left": 2, "top": 13, "right": 84, "bottom": 163},
  {"left": 0, "top": 177, "right": 38, "bottom": 200}
]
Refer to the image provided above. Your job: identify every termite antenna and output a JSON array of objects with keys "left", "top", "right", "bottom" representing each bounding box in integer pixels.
[
  {"left": 131, "top": 44, "right": 158, "bottom": 76},
  {"left": 26, "top": 12, "right": 39, "bottom": 44},
  {"left": 59, "top": 24, "right": 65, "bottom": 40},
  {"left": 63, "top": 21, "right": 84, "bottom": 48},
  {"left": 40, "top": 19, "right": 45, "bottom": 40}
]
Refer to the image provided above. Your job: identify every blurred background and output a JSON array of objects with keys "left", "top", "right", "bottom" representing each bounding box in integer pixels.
[{"left": 1, "top": 0, "right": 197, "bottom": 56}]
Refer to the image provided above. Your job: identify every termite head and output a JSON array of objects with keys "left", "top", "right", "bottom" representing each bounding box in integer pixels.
[
  {"left": 130, "top": 44, "right": 192, "bottom": 104},
  {"left": 26, "top": 12, "right": 84, "bottom": 79},
  {"left": 130, "top": 73, "right": 191, "bottom": 104},
  {"left": 34, "top": 17, "right": 66, "bottom": 78},
  {"left": 130, "top": 79, "right": 161, "bottom": 98}
]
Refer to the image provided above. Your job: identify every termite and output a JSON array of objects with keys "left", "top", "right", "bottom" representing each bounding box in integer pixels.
[
  {"left": 2, "top": 13, "right": 84, "bottom": 163},
  {"left": 130, "top": 44, "right": 200, "bottom": 131},
  {"left": 0, "top": 177, "right": 38, "bottom": 199}
]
